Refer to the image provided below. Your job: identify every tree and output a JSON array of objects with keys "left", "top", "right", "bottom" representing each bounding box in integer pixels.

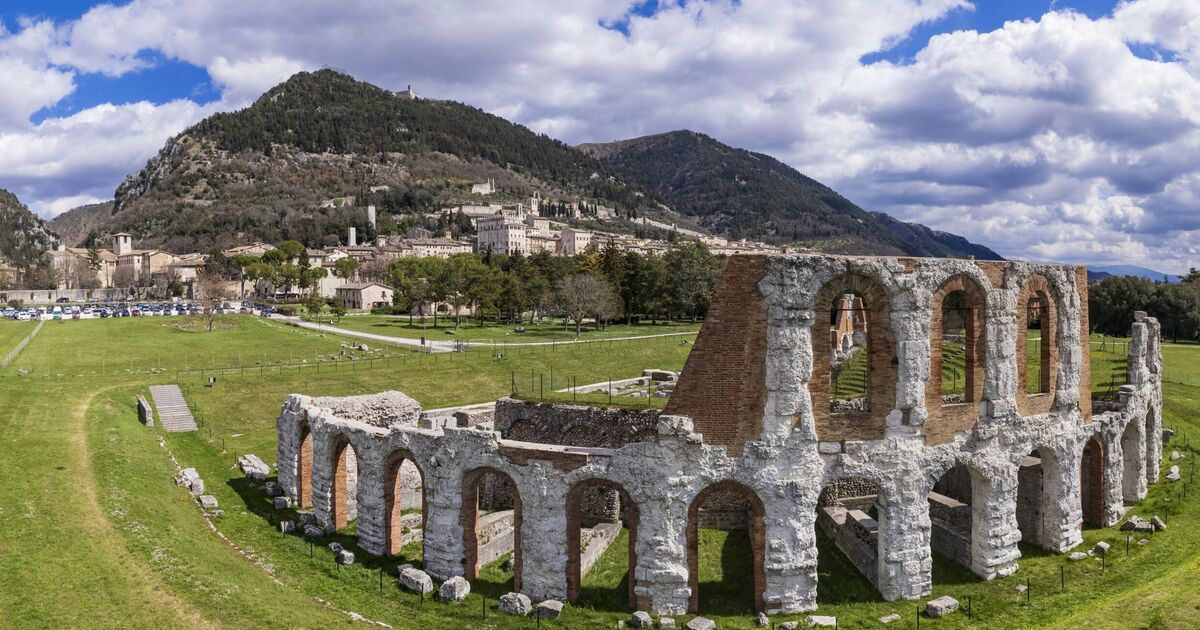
[
  {"left": 330, "top": 298, "right": 348, "bottom": 323},
  {"left": 553, "top": 273, "right": 619, "bottom": 336},
  {"left": 334, "top": 257, "right": 359, "bottom": 280},
  {"left": 664, "top": 241, "right": 722, "bottom": 321},
  {"left": 195, "top": 270, "right": 232, "bottom": 333},
  {"left": 230, "top": 254, "right": 260, "bottom": 297},
  {"left": 304, "top": 293, "right": 327, "bottom": 322},
  {"left": 277, "top": 240, "right": 306, "bottom": 263},
  {"left": 276, "top": 264, "right": 301, "bottom": 296},
  {"left": 301, "top": 267, "right": 328, "bottom": 296}
]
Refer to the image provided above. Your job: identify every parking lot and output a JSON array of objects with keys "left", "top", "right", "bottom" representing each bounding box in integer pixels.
[{"left": 3, "top": 300, "right": 261, "bottom": 321}]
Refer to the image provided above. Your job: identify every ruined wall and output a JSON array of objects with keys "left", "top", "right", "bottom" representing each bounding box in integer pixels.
[{"left": 275, "top": 254, "right": 1163, "bottom": 617}]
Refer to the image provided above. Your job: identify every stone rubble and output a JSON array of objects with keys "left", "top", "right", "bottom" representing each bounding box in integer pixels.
[
  {"left": 498, "top": 592, "right": 532, "bottom": 616},
  {"left": 879, "top": 613, "right": 901, "bottom": 624},
  {"left": 684, "top": 617, "right": 715, "bottom": 630},
  {"left": 176, "top": 467, "right": 205, "bottom": 495},
  {"left": 273, "top": 496, "right": 292, "bottom": 510},
  {"left": 237, "top": 453, "right": 271, "bottom": 480},
  {"left": 806, "top": 616, "right": 837, "bottom": 627},
  {"left": 925, "top": 596, "right": 959, "bottom": 618},
  {"left": 536, "top": 600, "right": 563, "bottom": 619},
  {"left": 629, "top": 611, "right": 653, "bottom": 628},
  {"left": 1151, "top": 515, "right": 1167, "bottom": 531},
  {"left": 1092, "top": 541, "right": 1111, "bottom": 554},
  {"left": 398, "top": 567, "right": 433, "bottom": 594},
  {"left": 279, "top": 520, "right": 295, "bottom": 533},
  {"left": 197, "top": 495, "right": 218, "bottom": 509},
  {"left": 438, "top": 576, "right": 471, "bottom": 602},
  {"left": 1170, "top": 451, "right": 1183, "bottom": 461}
]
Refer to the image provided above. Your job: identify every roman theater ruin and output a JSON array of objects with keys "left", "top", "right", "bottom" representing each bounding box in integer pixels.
[{"left": 275, "top": 253, "right": 1163, "bottom": 615}]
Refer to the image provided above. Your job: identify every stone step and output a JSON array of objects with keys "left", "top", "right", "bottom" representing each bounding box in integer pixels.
[{"left": 149, "top": 385, "right": 197, "bottom": 432}]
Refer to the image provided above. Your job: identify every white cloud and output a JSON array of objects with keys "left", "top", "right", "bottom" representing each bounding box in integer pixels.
[{"left": 2, "top": 0, "right": 1200, "bottom": 272}]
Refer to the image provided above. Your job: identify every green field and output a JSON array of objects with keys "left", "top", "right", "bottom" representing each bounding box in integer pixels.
[
  {"left": 314, "top": 315, "right": 702, "bottom": 343},
  {"left": 0, "top": 316, "right": 1198, "bottom": 629}
]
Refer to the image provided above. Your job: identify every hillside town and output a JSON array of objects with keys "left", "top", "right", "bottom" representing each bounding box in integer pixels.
[{"left": 36, "top": 189, "right": 782, "bottom": 303}]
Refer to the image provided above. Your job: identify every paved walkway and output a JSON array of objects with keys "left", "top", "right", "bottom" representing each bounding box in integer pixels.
[
  {"left": 149, "top": 385, "right": 198, "bottom": 432},
  {"left": 270, "top": 315, "right": 698, "bottom": 352}
]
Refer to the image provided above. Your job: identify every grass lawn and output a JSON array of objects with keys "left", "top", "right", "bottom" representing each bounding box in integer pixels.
[
  {"left": 0, "top": 319, "right": 37, "bottom": 357},
  {"left": 320, "top": 315, "right": 702, "bottom": 343},
  {"left": 1, "top": 315, "right": 1199, "bottom": 628}
]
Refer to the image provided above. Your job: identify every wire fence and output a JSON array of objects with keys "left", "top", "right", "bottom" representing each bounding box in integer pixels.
[{"left": 0, "top": 320, "right": 44, "bottom": 369}]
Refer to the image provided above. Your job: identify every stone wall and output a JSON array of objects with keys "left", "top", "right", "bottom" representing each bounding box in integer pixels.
[{"left": 274, "top": 254, "right": 1164, "bottom": 617}]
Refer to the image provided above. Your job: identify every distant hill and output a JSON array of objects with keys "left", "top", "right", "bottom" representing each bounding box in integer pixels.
[
  {"left": 48, "top": 201, "right": 114, "bottom": 247},
  {"left": 579, "top": 130, "right": 1002, "bottom": 259},
  {"left": 1089, "top": 265, "right": 1181, "bottom": 284},
  {"left": 0, "top": 188, "right": 59, "bottom": 267}
]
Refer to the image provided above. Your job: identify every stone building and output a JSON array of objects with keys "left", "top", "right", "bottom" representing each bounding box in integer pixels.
[
  {"left": 276, "top": 253, "right": 1163, "bottom": 616},
  {"left": 335, "top": 282, "right": 393, "bottom": 309}
]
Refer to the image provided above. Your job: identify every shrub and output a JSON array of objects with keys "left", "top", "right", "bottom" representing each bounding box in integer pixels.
[{"left": 276, "top": 306, "right": 297, "bottom": 316}]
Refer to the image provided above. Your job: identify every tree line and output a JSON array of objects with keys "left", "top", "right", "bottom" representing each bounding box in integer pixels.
[{"left": 1088, "top": 271, "right": 1200, "bottom": 342}]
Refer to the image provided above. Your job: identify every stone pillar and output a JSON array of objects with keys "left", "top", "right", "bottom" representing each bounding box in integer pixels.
[
  {"left": 421, "top": 469, "right": 465, "bottom": 581},
  {"left": 634, "top": 494, "right": 692, "bottom": 615},
  {"left": 876, "top": 479, "right": 932, "bottom": 600},
  {"left": 1037, "top": 445, "right": 1083, "bottom": 553},
  {"left": 763, "top": 489, "right": 819, "bottom": 613},
  {"left": 518, "top": 479, "right": 569, "bottom": 602},
  {"left": 1101, "top": 433, "right": 1125, "bottom": 527},
  {"left": 1145, "top": 405, "right": 1162, "bottom": 485},
  {"left": 969, "top": 463, "right": 1020, "bottom": 580},
  {"left": 353, "top": 447, "right": 386, "bottom": 556},
  {"left": 275, "top": 402, "right": 301, "bottom": 502},
  {"left": 311, "top": 431, "right": 335, "bottom": 531},
  {"left": 1121, "top": 420, "right": 1148, "bottom": 504}
]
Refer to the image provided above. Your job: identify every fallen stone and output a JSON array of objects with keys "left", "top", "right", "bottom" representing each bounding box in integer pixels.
[
  {"left": 1152, "top": 515, "right": 1167, "bottom": 531},
  {"left": 439, "top": 576, "right": 471, "bottom": 602},
  {"left": 328, "top": 542, "right": 343, "bottom": 553},
  {"left": 198, "top": 495, "right": 219, "bottom": 509},
  {"left": 806, "top": 617, "right": 837, "bottom": 628},
  {"left": 1167, "top": 471, "right": 1182, "bottom": 482},
  {"left": 1068, "top": 552, "right": 1088, "bottom": 561},
  {"left": 780, "top": 622, "right": 798, "bottom": 630},
  {"left": 1171, "top": 450, "right": 1184, "bottom": 461},
  {"left": 298, "top": 513, "right": 317, "bottom": 526},
  {"left": 925, "top": 596, "right": 959, "bottom": 618},
  {"left": 1015, "top": 584, "right": 1027, "bottom": 594},
  {"left": 336, "top": 549, "right": 355, "bottom": 565},
  {"left": 1093, "top": 541, "right": 1111, "bottom": 554},
  {"left": 273, "top": 496, "right": 292, "bottom": 509},
  {"left": 1134, "top": 521, "right": 1155, "bottom": 534},
  {"left": 685, "top": 618, "right": 716, "bottom": 630},
  {"left": 207, "top": 509, "right": 224, "bottom": 517},
  {"left": 1121, "top": 516, "right": 1144, "bottom": 531},
  {"left": 756, "top": 612, "right": 769, "bottom": 627},
  {"left": 498, "top": 592, "right": 532, "bottom": 616},
  {"left": 237, "top": 453, "right": 271, "bottom": 480},
  {"left": 658, "top": 618, "right": 675, "bottom": 629},
  {"left": 537, "top": 600, "right": 563, "bottom": 620},
  {"left": 279, "top": 520, "right": 294, "bottom": 533},
  {"left": 398, "top": 567, "right": 433, "bottom": 594},
  {"left": 630, "top": 611, "right": 653, "bottom": 628},
  {"left": 304, "top": 524, "right": 324, "bottom": 538},
  {"left": 265, "top": 481, "right": 282, "bottom": 497},
  {"left": 1163, "top": 428, "right": 1175, "bottom": 442},
  {"left": 879, "top": 613, "right": 901, "bottom": 624},
  {"left": 1138, "top": 538, "right": 1151, "bottom": 546}
]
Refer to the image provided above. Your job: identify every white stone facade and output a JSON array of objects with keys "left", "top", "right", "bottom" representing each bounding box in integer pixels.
[{"left": 274, "top": 254, "right": 1163, "bottom": 616}]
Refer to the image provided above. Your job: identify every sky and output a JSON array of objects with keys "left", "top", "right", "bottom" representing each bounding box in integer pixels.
[{"left": 1, "top": 0, "right": 1199, "bottom": 272}]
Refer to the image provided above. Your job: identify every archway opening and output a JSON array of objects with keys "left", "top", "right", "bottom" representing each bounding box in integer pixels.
[
  {"left": 815, "top": 477, "right": 882, "bottom": 603},
  {"left": 1025, "top": 293, "right": 1050, "bottom": 394},
  {"left": 384, "top": 450, "right": 425, "bottom": 557},
  {"left": 566, "top": 480, "right": 640, "bottom": 611},
  {"left": 1121, "top": 420, "right": 1143, "bottom": 504},
  {"left": 1016, "top": 448, "right": 1065, "bottom": 551},
  {"left": 686, "top": 481, "right": 766, "bottom": 615},
  {"left": 330, "top": 435, "right": 359, "bottom": 531},
  {"left": 928, "top": 464, "right": 978, "bottom": 576},
  {"left": 1081, "top": 436, "right": 1106, "bottom": 527},
  {"left": 830, "top": 292, "right": 870, "bottom": 412},
  {"left": 461, "top": 468, "right": 522, "bottom": 597},
  {"left": 297, "top": 423, "right": 313, "bottom": 508},
  {"left": 936, "top": 289, "right": 983, "bottom": 403}
]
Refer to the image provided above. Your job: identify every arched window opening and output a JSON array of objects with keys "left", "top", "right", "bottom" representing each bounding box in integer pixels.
[
  {"left": 461, "top": 468, "right": 522, "bottom": 595},
  {"left": 815, "top": 477, "right": 882, "bottom": 603},
  {"left": 1016, "top": 448, "right": 1066, "bottom": 550},
  {"left": 566, "top": 480, "right": 640, "bottom": 610},
  {"left": 297, "top": 423, "right": 313, "bottom": 508},
  {"left": 937, "top": 290, "right": 978, "bottom": 403},
  {"left": 686, "top": 481, "right": 766, "bottom": 615},
  {"left": 1025, "top": 293, "right": 1051, "bottom": 394},
  {"left": 1081, "top": 436, "right": 1105, "bottom": 527},
  {"left": 383, "top": 450, "right": 425, "bottom": 557},
  {"left": 830, "top": 293, "right": 870, "bottom": 413},
  {"left": 330, "top": 435, "right": 359, "bottom": 531}
]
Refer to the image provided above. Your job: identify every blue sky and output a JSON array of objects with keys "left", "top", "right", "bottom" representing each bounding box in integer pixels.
[{"left": 1, "top": 0, "right": 1199, "bottom": 273}]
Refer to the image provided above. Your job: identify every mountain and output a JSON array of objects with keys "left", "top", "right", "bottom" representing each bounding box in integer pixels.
[
  {"left": 578, "top": 130, "right": 1002, "bottom": 259},
  {"left": 0, "top": 188, "right": 59, "bottom": 267},
  {"left": 107, "top": 69, "right": 660, "bottom": 252},
  {"left": 1089, "top": 265, "right": 1181, "bottom": 284},
  {"left": 48, "top": 201, "right": 114, "bottom": 248}
]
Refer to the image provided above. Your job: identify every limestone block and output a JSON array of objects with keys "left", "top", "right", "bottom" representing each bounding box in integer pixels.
[
  {"left": 925, "top": 596, "right": 959, "bottom": 617},
  {"left": 1068, "top": 552, "right": 1087, "bottom": 561},
  {"left": 265, "top": 481, "right": 282, "bottom": 497},
  {"left": 780, "top": 622, "right": 798, "bottom": 630},
  {"left": 439, "top": 576, "right": 470, "bottom": 602},
  {"left": 658, "top": 618, "right": 676, "bottom": 629},
  {"left": 1092, "top": 541, "right": 1110, "bottom": 554},
  {"left": 537, "top": 600, "right": 563, "bottom": 619},
  {"left": 1151, "top": 515, "right": 1166, "bottom": 531},
  {"left": 806, "top": 616, "right": 837, "bottom": 627},
  {"left": 1163, "top": 428, "right": 1175, "bottom": 442},
  {"left": 498, "top": 592, "right": 532, "bottom": 616},
  {"left": 399, "top": 567, "right": 433, "bottom": 594},
  {"left": 304, "top": 524, "right": 324, "bottom": 538},
  {"left": 630, "top": 611, "right": 653, "bottom": 628},
  {"left": 328, "top": 542, "right": 343, "bottom": 553},
  {"left": 756, "top": 612, "right": 769, "bottom": 627},
  {"left": 336, "top": 550, "right": 355, "bottom": 565},
  {"left": 879, "top": 613, "right": 901, "bottom": 624},
  {"left": 685, "top": 617, "right": 715, "bottom": 630},
  {"left": 279, "top": 520, "right": 295, "bottom": 533},
  {"left": 198, "top": 495, "right": 218, "bottom": 509},
  {"left": 1171, "top": 451, "right": 1183, "bottom": 461},
  {"left": 273, "top": 496, "right": 292, "bottom": 510}
]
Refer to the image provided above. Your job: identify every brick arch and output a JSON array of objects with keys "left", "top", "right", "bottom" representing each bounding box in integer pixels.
[
  {"left": 565, "top": 478, "right": 640, "bottom": 609},
  {"left": 1017, "top": 274, "right": 1060, "bottom": 416},
  {"left": 686, "top": 480, "right": 767, "bottom": 614},
  {"left": 924, "top": 274, "right": 988, "bottom": 444},
  {"left": 330, "top": 433, "right": 360, "bottom": 531},
  {"left": 1080, "top": 435, "right": 1105, "bottom": 527},
  {"left": 810, "top": 272, "right": 897, "bottom": 441},
  {"left": 383, "top": 449, "right": 425, "bottom": 556},
  {"left": 297, "top": 420, "right": 313, "bottom": 508},
  {"left": 461, "top": 467, "right": 522, "bottom": 591}
]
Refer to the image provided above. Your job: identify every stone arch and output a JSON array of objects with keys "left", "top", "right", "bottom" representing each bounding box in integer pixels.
[
  {"left": 1081, "top": 435, "right": 1105, "bottom": 527},
  {"left": 330, "top": 433, "right": 360, "bottom": 531},
  {"left": 1017, "top": 274, "right": 1060, "bottom": 415},
  {"left": 461, "top": 467, "right": 522, "bottom": 590},
  {"left": 686, "top": 480, "right": 767, "bottom": 614},
  {"left": 565, "top": 478, "right": 640, "bottom": 609},
  {"left": 1121, "top": 418, "right": 1146, "bottom": 503},
  {"left": 297, "top": 420, "right": 313, "bottom": 508},
  {"left": 927, "top": 461, "right": 990, "bottom": 574},
  {"left": 1015, "top": 445, "right": 1069, "bottom": 551},
  {"left": 925, "top": 274, "right": 988, "bottom": 444},
  {"left": 810, "top": 272, "right": 897, "bottom": 441},
  {"left": 383, "top": 449, "right": 425, "bottom": 556}
]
